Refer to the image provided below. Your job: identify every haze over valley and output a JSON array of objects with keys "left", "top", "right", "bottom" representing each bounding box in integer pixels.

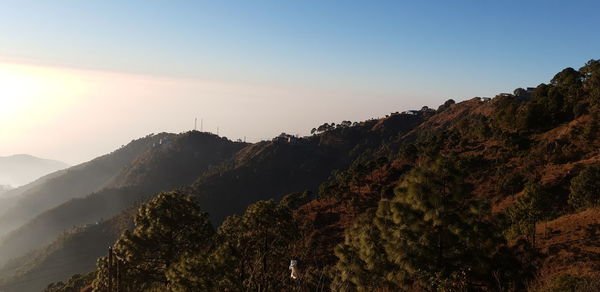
[
  {"left": 0, "top": 154, "right": 68, "bottom": 189},
  {"left": 1, "top": 1, "right": 600, "bottom": 292}
]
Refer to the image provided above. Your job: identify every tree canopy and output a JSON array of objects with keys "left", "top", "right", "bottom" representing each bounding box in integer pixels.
[
  {"left": 92, "top": 191, "right": 213, "bottom": 291},
  {"left": 332, "top": 157, "right": 524, "bottom": 291}
]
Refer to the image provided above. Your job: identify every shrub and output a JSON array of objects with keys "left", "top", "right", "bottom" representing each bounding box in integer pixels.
[{"left": 568, "top": 164, "right": 600, "bottom": 209}]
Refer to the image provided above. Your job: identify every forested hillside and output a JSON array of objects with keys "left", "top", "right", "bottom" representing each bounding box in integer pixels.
[
  {"left": 191, "top": 113, "right": 423, "bottom": 224},
  {"left": 0, "top": 132, "right": 247, "bottom": 291},
  {"left": 1, "top": 59, "right": 599, "bottom": 292},
  {"left": 0, "top": 132, "right": 248, "bottom": 269},
  {"left": 0, "top": 114, "right": 425, "bottom": 292},
  {"left": 0, "top": 133, "right": 175, "bottom": 237}
]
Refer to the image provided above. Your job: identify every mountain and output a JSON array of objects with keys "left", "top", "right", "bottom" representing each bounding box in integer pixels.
[
  {"left": 3, "top": 60, "right": 600, "bottom": 292},
  {"left": 106, "top": 131, "right": 247, "bottom": 190},
  {"left": 0, "top": 133, "right": 174, "bottom": 237},
  {"left": 0, "top": 116, "right": 425, "bottom": 292},
  {"left": 293, "top": 85, "right": 600, "bottom": 290},
  {"left": 0, "top": 170, "right": 68, "bottom": 217},
  {"left": 0, "top": 207, "right": 134, "bottom": 292},
  {"left": 190, "top": 115, "right": 423, "bottom": 224},
  {"left": 0, "top": 154, "right": 68, "bottom": 190},
  {"left": 0, "top": 132, "right": 246, "bottom": 270}
]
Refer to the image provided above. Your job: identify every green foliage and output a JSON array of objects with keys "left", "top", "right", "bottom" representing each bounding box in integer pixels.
[
  {"left": 522, "top": 94, "right": 557, "bottom": 129},
  {"left": 580, "top": 59, "right": 600, "bottom": 106},
  {"left": 318, "top": 152, "right": 387, "bottom": 199},
  {"left": 44, "top": 272, "right": 95, "bottom": 292},
  {"left": 551, "top": 67, "right": 584, "bottom": 105},
  {"left": 437, "top": 99, "right": 455, "bottom": 112},
  {"left": 568, "top": 164, "right": 600, "bottom": 210},
  {"left": 194, "top": 130, "right": 364, "bottom": 224},
  {"left": 506, "top": 183, "right": 553, "bottom": 244},
  {"left": 414, "top": 130, "right": 450, "bottom": 158},
  {"left": 318, "top": 169, "right": 350, "bottom": 199},
  {"left": 314, "top": 122, "right": 335, "bottom": 134},
  {"left": 39, "top": 60, "right": 600, "bottom": 292},
  {"left": 167, "top": 198, "right": 304, "bottom": 291},
  {"left": 332, "top": 157, "right": 519, "bottom": 291},
  {"left": 456, "top": 114, "right": 492, "bottom": 140},
  {"left": 549, "top": 274, "right": 584, "bottom": 292},
  {"left": 397, "top": 144, "right": 418, "bottom": 163},
  {"left": 493, "top": 95, "right": 523, "bottom": 132},
  {"left": 332, "top": 211, "right": 393, "bottom": 291},
  {"left": 582, "top": 112, "right": 599, "bottom": 140},
  {"left": 279, "top": 191, "right": 314, "bottom": 210},
  {"left": 0, "top": 133, "right": 177, "bottom": 263},
  {"left": 111, "top": 131, "right": 247, "bottom": 190},
  {"left": 513, "top": 87, "right": 527, "bottom": 97},
  {"left": 573, "top": 100, "right": 589, "bottom": 117},
  {"left": 472, "top": 115, "right": 493, "bottom": 139},
  {"left": 92, "top": 191, "right": 214, "bottom": 292},
  {"left": 493, "top": 61, "right": 600, "bottom": 135}
]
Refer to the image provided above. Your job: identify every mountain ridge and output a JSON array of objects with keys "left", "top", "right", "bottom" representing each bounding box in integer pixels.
[
  {"left": 0, "top": 154, "right": 68, "bottom": 189},
  {"left": 1, "top": 59, "right": 600, "bottom": 292},
  {"left": 0, "top": 131, "right": 246, "bottom": 270},
  {"left": 0, "top": 113, "right": 427, "bottom": 291},
  {"left": 0, "top": 133, "right": 174, "bottom": 237}
]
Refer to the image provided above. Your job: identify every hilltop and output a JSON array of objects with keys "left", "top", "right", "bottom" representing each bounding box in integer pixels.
[
  {"left": 0, "top": 133, "right": 176, "bottom": 237},
  {"left": 0, "top": 114, "right": 425, "bottom": 292},
  {"left": 0, "top": 154, "right": 68, "bottom": 190},
  {"left": 0, "top": 132, "right": 246, "bottom": 273}
]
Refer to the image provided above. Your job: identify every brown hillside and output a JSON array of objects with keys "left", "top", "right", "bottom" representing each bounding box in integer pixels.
[
  {"left": 535, "top": 207, "right": 600, "bottom": 281},
  {"left": 299, "top": 97, "right": 600, "bottom": 287}
]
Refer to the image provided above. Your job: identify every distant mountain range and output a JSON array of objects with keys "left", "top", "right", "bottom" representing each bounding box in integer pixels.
[{"left": 0, "top": 154, "right": 69, "bottom": 189}]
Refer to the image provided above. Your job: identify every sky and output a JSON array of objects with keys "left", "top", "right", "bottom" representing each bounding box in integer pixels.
[{"left": 0, "top": 0, "right": 599, "bottom": 164}]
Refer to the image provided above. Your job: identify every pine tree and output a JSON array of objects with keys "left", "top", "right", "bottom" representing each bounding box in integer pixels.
[
  {"left": 332, "top": 210, "right": 398, "bottom": 291},
  {"left": 506, "top": 183, "right": 552, "bottom": 245},
  {"left": 92, "top": 191, "right": 214, "bottom": 292},
  {"left": 568, "top": 164, "right": 600, "bottom": 210},
  {"left": 333, "top": 157, "right": 506, "bottom": 291},
  {"left": 580, "top": 59, "right": 600, "bottom": 106},
  {"left": 169, "top": 197, "right": 304, "bottom": 291}
]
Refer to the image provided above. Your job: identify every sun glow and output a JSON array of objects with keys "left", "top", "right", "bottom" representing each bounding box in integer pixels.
[
  {"left": 0, "top": 61, "right": 91, "bottom": 152},
  {"left": 0, "top": 59, "right": 375, "bottom": 164},
  {"left": 0, "top": 62, "right": 86, "bottom": 123}
]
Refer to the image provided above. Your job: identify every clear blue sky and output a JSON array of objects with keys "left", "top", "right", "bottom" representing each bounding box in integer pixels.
[
  {"left": 1, "top": 0, "right": 599, "bottom": 164},
  {"left": 1, "top": 0, "right": 599, "bottom": 95}
]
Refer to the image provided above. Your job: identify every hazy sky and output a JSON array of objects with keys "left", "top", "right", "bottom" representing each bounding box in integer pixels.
[{"left": 1, "top": 0, "right": 599, "bottom": 164}]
